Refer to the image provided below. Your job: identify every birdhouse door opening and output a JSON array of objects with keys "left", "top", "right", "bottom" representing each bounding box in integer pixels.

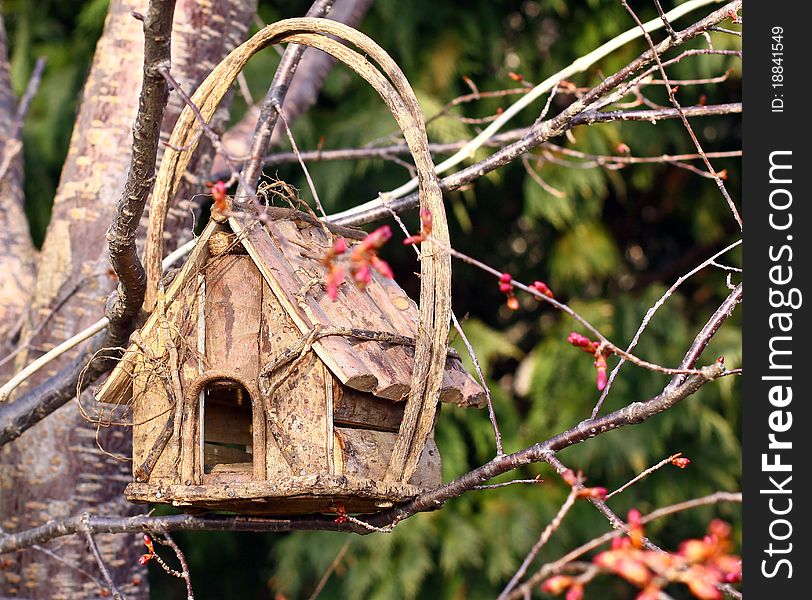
[{"left": 201, "top": 378, "right": 255, "bottom": 481}]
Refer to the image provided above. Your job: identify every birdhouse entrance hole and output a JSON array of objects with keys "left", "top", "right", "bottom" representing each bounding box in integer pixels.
[{"left": 201, "top": 378, "right": 254, "bottom": 478}]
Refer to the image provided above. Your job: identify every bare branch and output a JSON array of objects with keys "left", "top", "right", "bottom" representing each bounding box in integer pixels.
[
  {"left": 306, "top": 539, "right": 351, "bottom": 600},
  {"left": 498, "top": 486, "right": 579, "bottom": 599},
  {"left": 507, "top": 491, "right": 742, "bottom": 600},
  {"left": 81, "top": 513, "right": 124, "bottom": 600},
  {"left": 329, "top": 0, "right": 740, "bottom": 225},
  {"left": 620, "top": 0, "right": 741, "bottom": 229},
  {"left": 105, "top": 1, "right": 177, "bottom": 341},
  {"left": 237, "top": 0, "right": 337, "bottom": 198}
]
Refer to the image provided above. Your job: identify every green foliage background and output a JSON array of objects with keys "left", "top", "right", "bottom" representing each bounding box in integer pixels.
[{"left": 3, "top": 0, "right": 741, "bottom": 598}]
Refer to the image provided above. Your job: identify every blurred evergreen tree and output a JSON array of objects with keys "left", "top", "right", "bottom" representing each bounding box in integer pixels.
[{"left": 3, "top": 0, "right": 740, "bottom": 597}]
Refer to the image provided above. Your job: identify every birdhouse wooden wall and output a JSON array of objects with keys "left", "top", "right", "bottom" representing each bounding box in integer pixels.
[{"left": 94, "top": 212, "right": 487, "bottom": 516}]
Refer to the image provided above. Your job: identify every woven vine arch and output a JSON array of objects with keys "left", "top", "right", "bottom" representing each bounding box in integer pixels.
[{"left": 143, "top": 18, "right": 452, "bottom": 483}]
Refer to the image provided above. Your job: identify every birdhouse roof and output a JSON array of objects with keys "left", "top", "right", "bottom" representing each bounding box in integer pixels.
[{"left": 95, "top": 212, "right": 486, "bottom": 408}]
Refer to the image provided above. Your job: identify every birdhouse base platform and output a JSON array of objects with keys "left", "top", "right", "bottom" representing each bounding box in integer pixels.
[{"left": 125, "top": 475, "right": 428, "bottom": 515}]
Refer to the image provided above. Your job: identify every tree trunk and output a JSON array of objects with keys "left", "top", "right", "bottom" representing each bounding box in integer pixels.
[
  {"left": 0, "top": 11, "right": 36, "bottom": 366},
  {"left": 0, "top": 1, "right": 255, "bottom": 597}
]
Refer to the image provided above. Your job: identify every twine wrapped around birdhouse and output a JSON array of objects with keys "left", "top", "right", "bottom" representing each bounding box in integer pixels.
[{"left": 143, "top": 19, "right": 452, "bottom": 485}]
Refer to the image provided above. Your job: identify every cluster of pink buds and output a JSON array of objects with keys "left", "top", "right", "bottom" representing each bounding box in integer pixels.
[
  {"left": 351, "top": 225, "right": 393, "bottom": 286},
  {"left": 530, "top": 280, "right": 554, "bottom": 299},
  {"left": 333, "top": 503, "right": 349, "bottom": 524},
  {"left": 541, "top": 576, "right": 584, "bottom": 600},
  {"left": 544, "top": 510, "right": 740, "bottom": 600},
  {"left": 560, "top": 468, "right": 607, "bottom": 500},
  {"left": 403, "top": 208, "right": 433, "bottom": 245},
  {"left": 567, "top": 332, "right": 610, "bottom": 391},
  {"left": 206, "top": 179, "right": 228, "bottom": 213},
  {"left": 498, "top": 273, "right": 520, "bottom": 311},
  {"left": 322, "top": 237, "right": 348, "bottom": 300},
  {"left": 671, "top": 453, "right": 691, "bottom": 469},
  {"left": 321, "top": 226, "right": 394, "bottom": 301},
  {"left": 138, "top": 534, "right": 155, "bottom": 566}
]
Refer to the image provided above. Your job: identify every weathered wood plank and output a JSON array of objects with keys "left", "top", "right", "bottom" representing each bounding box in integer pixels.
[
  {"left": 94, "top": 220, "right": 218, "bottom": 405},
  {"left": 260, "top": 279, "right": 330, "bottom": 474},
  {"left": 126, "top": 474, "right": 428, "bottom": 514},
  {"left": 204, "top": 254, "right": 262, "bottom": 379},
  {"left": 259, "top": 283, "right": 295, "bottom": 479},
  {"left": 131, "top": 354, "right": 176, "bottom": 483},
  {"left": 237, "top": 217, "right": 378, "bottom": 392},
  {"left": 333, "top": 427, "right": 441, "bottom": 489},
  {"left": 333, "top": 385, "right": 404, "bottom": 432},
  {"left": 361, "top": 269, "right": 485, "bottom": 406}
]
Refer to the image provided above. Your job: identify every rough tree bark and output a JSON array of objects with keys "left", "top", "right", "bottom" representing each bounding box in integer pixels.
[
  {"left": 0, "top": 12, "right": 36, "bottom": 364},
  {"left": 0, "top": 1, "right": 255, "bottom": 597}
]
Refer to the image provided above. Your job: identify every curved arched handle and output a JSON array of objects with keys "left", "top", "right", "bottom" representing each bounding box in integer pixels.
[{"left": 144, "top": 18, "right": 451, "bottom": 483}]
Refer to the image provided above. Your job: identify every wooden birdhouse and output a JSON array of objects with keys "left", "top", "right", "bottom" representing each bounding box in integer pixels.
[{"left": 95, "top": 212, "right": 485, "bottom": 515}]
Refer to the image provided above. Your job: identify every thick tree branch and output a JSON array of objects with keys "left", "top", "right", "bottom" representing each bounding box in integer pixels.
[
  {"left": 0, "top": 331, "right": 111, "bottom": 446},
  {"left": 369, "top": 362, "right": 725, "bottom": 527},
  {"left": 239, "top": 103, "right": 739, "bottom": 172},
  {"left": 237, "top": 0, "right": 337, "bottom": 198},
  {"left": 0, "top": 360, "right": 727, "bottom": 553},
  {"left": 105, "top": 0, "right": 177, "bottom": 340}
]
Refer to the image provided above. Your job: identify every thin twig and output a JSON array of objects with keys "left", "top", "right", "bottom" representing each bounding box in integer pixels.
[
  {"left": 13, "top": 57, "right": 46, "bottom": 136},
  {"left": 306, "top": 539, "right": 351, "bottom": 600},
  {"left": 592, "top": 239, "right": 741, "bottom": 416},
  {"left": 498, "top": 486, "right": 579, "bottom": 599},
  {"left": 508, "top": 492, "right": 742, "bottom": 599},
  {"left": 620, "top": 0, "right": 741, "bottom": 230},
  {"left": 472, "top": 477, "right": 543, "bottom": 491},
  {"left": 155, "top": 530, "right": 194, "bottom": 600},
  {"left": 605, "top": 453, "right": 685, "bottom": 499},
  {"left": 81, "top": 513, "right": 124, "bottom": 600},
  {"left": 157, "top": 66, "right": 256, "bottom": 198},
  {"left": 0, "top": 56, "right": 45, "bottom": 182},
  {"left": 451, "top": 311, "right": 504, "bottom": 455},
  {"left": 274, "top": 100, "right": 328, "bottom": 218}
]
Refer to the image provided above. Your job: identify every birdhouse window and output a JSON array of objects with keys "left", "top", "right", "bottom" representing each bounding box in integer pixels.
[{"left": 201, "top": 378, "right": 254, "bottom": 479}]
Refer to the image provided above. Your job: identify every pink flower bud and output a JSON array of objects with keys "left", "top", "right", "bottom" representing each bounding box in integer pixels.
[
  {"left": 362, "top": 225, "right": 392, "bottom": 251},
  {"left": 565, "top": 584, "right": 584, "bottom": 600},
  {"left": 531, "top": 280, "right": 554, "bottom": 298},
  {"left": 353, "top": 264, "right": 372, "bottom": 287},
  {"left": 371, "top": 256, "right": 394, "bottom": 279},
  {"left": 325, "top": 265, "right": 345, "bottom": 300},
  {"left": 541, "top": 575, "right": 574, "bottom": 595},
  {"left": 596, "top": 367, "right": 608, "bottom": 391},
  {"left": 332, "top": 237, "right": 348, "bottom": 255},
  {"left": 419, "top": 208, "right": 433, "bottom": 235},
  {"left": 578, "top": 486, "right": 608, "bottom": 500}
]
